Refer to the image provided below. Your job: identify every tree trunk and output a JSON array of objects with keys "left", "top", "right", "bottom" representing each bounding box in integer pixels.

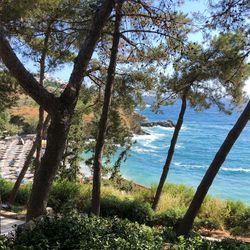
[
  {"left": 8, "top": 115, "right": 50, "bottom": 206},
  {"left": 35, "top": 22, "right": 50, "bottom": 171},
  {"left": 8, "top": 138, "right": 38, "bottom": 207},
  {"left": 35, "top": 107, "right": 44, "bottom": 170},
  {"left": 91, "top": 2, "right": 122, "bottom": 216},
  {"left": 176, "top": 100, "right": 250, "bottom": 237},
  {"left": 26, "top": 116, "right": 69, "bottom": 221},
  {"left": 152, "top": 92, "right": 188, "bottom": 211}
]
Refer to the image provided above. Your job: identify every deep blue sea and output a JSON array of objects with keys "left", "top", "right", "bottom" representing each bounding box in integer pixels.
[{"left": 119, "top": 101, "right": 250, "bottom": 204}]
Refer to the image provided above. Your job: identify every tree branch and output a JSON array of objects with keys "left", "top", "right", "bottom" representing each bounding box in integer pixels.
[
  {"left": 60, "top": 0, "right": 113, "bottom": 106},
  {"left": 0, "top": 29, "right": 58, "bottom": 115}
]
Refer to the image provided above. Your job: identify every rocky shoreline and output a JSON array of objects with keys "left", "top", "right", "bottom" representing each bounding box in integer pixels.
[
  {"left": 140, "top": 120, "right": 175, "bottom": 128},
  {"left": 130, "top": 112, "right": 175, "bottom": 135}
]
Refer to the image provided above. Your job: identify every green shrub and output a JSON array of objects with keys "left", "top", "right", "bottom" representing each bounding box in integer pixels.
[
  {"left": 171, "top": 235, "right": 250, "bottom": 250},
  {"left": 198, "top": 197, "right": 230, "bottom": 230},
  {"left": 163, "top": 183, "right": 194, "bottom": 205},
  {"left": 215, "top": 238, "right": 250, "bottom": 250},
  {"left": 0, "top": 179, "right": 31, "bottom": 205},
  {"left": 48, "top": 181, "right": 82, "bottom": 212},
  {"left": 99, "top": 196, "right": 153, "bottom": 224},
  {"left": 12, "top": 213, "right": 163, "bottom": 250},
  {"left": 0, "top": 179, "right": 13, "bottom": 201},
  {"left": 106, "top": 177, "right": 134, "bottom": 192},
  {"left": 0, "top": 236, "right": 11, "bottom": 250},
  {"left": 9, "top": 115, "right": 38, "bottom": 135},
  {"left": 194, "top": 218, "right": 220, "bottom": 231},
  {"left": 150, "top": 209, "right": 184, "bottom": 227},
  {"left": 83, "top": 196, "right": 153, "bottom": 224},
  {"left": 1, "top": 178, "right": 249, "bottom": 238},
  {"left": 227, "top": 200, "right": 246, "bottom": 218},
  {"left": 15, "top": 183, "right": 31, "bottom": 205},
  {"left": 228, "top": 208, "right": 250, "bottom": 236},
  {"left": 175, "top": 235, "right": 214, "bottom": 250},
  {"left": 162, "top": 227, "right": 177, "bottom": 243},
  {"left": 225, "top": 201, "right": 250, "bottom": 236},
  {"left": 133, "top": 186, "right": 155, "bottom": 204}
]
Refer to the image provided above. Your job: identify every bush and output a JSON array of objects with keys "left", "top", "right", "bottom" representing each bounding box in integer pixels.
[
  {"left": 83, "top": 196, "right": 153, "bottom": 224},
  {"left": 150, "top": 208, "right": 184, "bottom": 228},
  {"left": 11, "top": 213, "right": 163, "bottom": 250},
  {"left": 1, "top": 179, "right": 249, "bottom": 238},
  {"left": 106, "top": 177, "right": 134, "bottom": 192},
  {"left": 100, "top": 196, "right": 153, "bottom": 224},
  {"left": 215, "top": 238, "right": 250, "bottom": 250},
  {"left": 0, "top": 236, "right": 11, "bottom": 250},
  {"left": 198, "top": 198, "right": 230, "bottom": 230},
  {"left": 48, "top": 181, "right": 82, "bottom": 212},
  {"left": 133, "top": 186, "right": 155, "bottom": 204},
  {"left": 0, "top": 180, "right": 83, "bottom": 209},
  {"left": 228, "top": 208, "right": 250, "bottom": 236},
  {"left": 133, "top": 183, "right": 193, "bottom": 214},
  {"left": 9, "top": 115, "right": 38, "bottom": 134},
  {"left": 225, "top": 201, "right": 250, "bottom": 236},
  {"left": 175, "top": 235, "right": 214, "bottom": 250},
  {"left": 0, "top": 179, "right": 31, "bottom": 205},
  {"left": 170, "top": 235, "right": 250, "bottom": 250},
  {"left": 194, "top": 218, "right": 221, "bottom": 231},
  {"left": 14, "top": 183, "right": 31, "bottom": 205},
  {"left": 0, "top": 179, "right": 13, "bottom": 202}
]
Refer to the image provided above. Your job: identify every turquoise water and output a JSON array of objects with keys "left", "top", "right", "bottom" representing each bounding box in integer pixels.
[{"left": 120, "top": 102, "right": 250, "bottom": 203}]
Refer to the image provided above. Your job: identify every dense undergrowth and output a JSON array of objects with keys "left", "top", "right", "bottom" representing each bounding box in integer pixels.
[
  {"left": 0, "top": 214, "right": 249, "bottom": 250},
  {"left": 1, "top": 178, "right": 249, "bottom": 236},
  {"left": 1, "top": 179, "right": 250, "bottom": 249}
]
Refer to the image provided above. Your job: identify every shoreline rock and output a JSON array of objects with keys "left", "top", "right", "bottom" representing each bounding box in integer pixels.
[{"left": 140, "top": 120, "right": 175, "bottom": 128}]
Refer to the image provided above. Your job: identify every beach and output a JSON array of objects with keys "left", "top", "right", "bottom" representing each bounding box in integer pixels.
[{"left": 0, "top": 135, "right": 35, "bottom": 182}]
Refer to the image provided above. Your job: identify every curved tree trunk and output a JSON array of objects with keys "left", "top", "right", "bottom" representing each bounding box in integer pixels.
[
  {"left": 91, "top": 2, "right": 122, "bottom": 216},
  {"left": 8, "top": 115, "right": 50, "bottom": 206},
  {"left": 152, "top": 92, "right": 188, "bottom": 211},
  {"left": 26, "top": 116, "right": 70, "bottom": 221},
  {"left": 35, "top": 107, "right": 44, "bottom": 171},
  {"left": 176, "top": 100, "right": 250, "bottom": 237},
  {"left": 35, "top": 24, "right": 49, "bottom": 171},
  {"left": 8, "top": 138, "right": 38, "bottom": 207}
]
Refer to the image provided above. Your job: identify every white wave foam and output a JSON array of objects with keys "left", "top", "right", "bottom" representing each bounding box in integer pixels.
[
  {"left": 154, "top": 125, "right": 188, "bottom": 131},
  {"left": 132, "top": 146, "right": 157, "bottom": 153},
  {"left": 133, "top": 132, "right": 165, "bottom": 142},
  {"left": 132, "top": 130, "right": 166, "bottom": 154},
  {"left": 175, "top": 144, "right": 183, "bottom": 149},
  {"left": 173, "top": 162, "right": 250, "bottom": 173},
  {"left": 222, "top": 167, "right": 250, "bottom": 173},
  {"left": 173, "top": 162, "right": 206, "bottom": 169},
  {"left": 154, "top": 125, "right": 174, "bottom": 131},
  {"left": 173, "top": 161, "right": 182, "bottom": 166}
]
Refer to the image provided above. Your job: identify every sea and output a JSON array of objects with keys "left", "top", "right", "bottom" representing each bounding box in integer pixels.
[
  {"left": 123, "top": 101, "right": 250, "bottom": 204},
  {"left": 81, "top": 101, "right": 250, "bottom": 204}
]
